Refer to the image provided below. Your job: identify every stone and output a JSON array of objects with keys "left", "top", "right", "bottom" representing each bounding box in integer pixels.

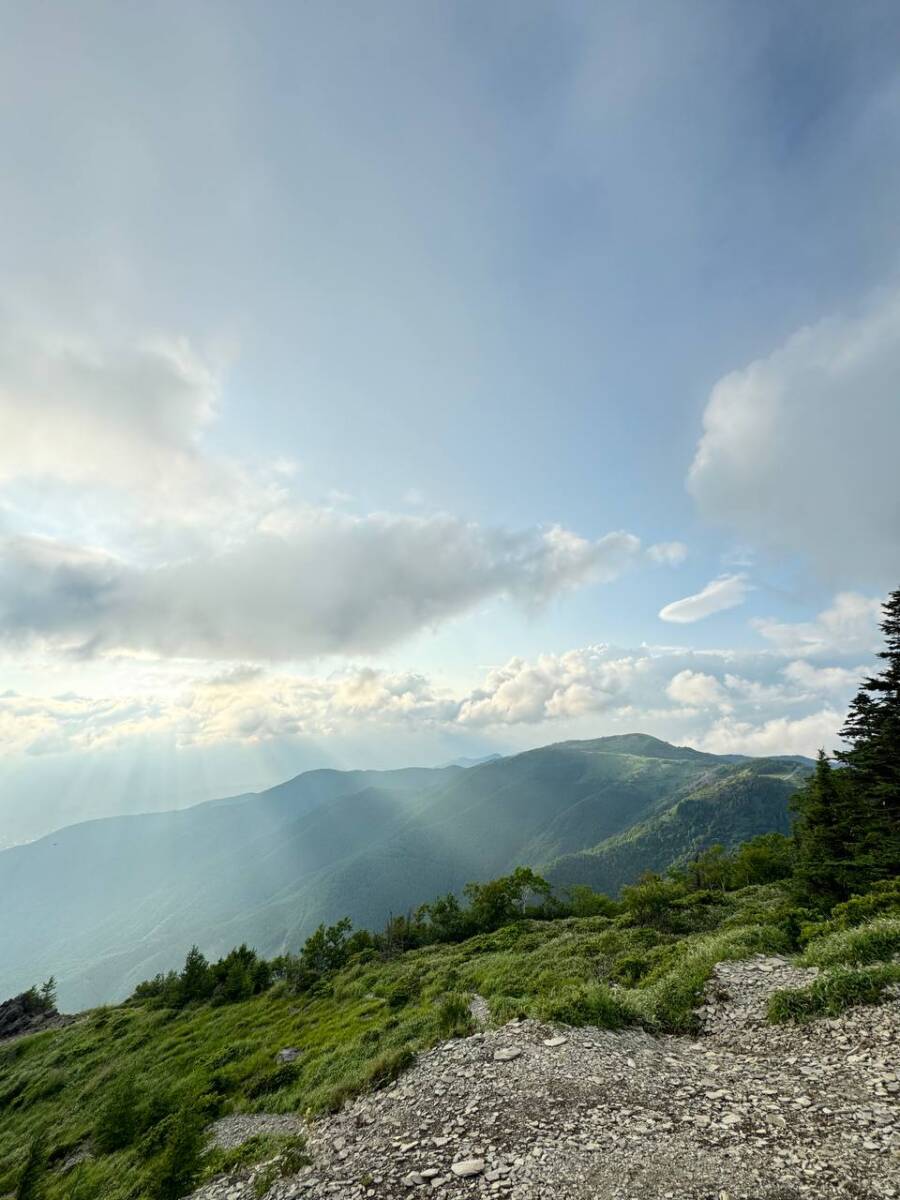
[
  {"left": 450, "top": 1159, "right": 486, "bottom": 1177},
  {"left": 275, "top": 1046, "right": 299, "bottom": 1063},
  {"left": 493, "top": 1047, "right": 522, "bottom": 1062}
]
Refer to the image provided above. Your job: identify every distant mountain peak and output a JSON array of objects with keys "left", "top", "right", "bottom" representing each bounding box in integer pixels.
[{"left": 560, "top": 733, "right": 709, "bottom": 760}]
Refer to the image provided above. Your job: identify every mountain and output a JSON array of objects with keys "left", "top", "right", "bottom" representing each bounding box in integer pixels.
[{"left": 0, "top": 734, "right": 808, "bottom": 1009}]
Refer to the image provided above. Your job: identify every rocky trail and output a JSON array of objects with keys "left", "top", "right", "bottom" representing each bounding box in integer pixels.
[{"left": 192, "top": 957, "right": 900, "bottom": 1200}]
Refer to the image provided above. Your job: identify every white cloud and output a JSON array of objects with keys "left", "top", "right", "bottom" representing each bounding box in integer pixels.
[
  {"left": 647, "top": 541, "right": 688, "bottom": 566},
  {"left": 688, "top": 290, "right": 900, "bottom": 585},
  {"left": 0, "top": 329, "right": 220, "bottom": 497},
  {"left": 781, "top": 660, "right": 866, "bottom": 694},
  {"left": 0, "top": 322, "right": 647, "bottom": 662},
  {"left": 456, "top": 649, "right": 641, "bottom": 727},
  {"left": 0, "top": 520, "right": 643, "bottom": 661},
  {"left": 697, "top": 709, "right": 844, "bottom": 759},
  {"left": 0, "top": 632, "right": 872, "bottom": 759},
  {"left": 754, "top": 591, "right": 882, "bottom": 657},
  {"left": 666, "top": 669, "right": 728, "bottom": 709},
  {"left": 658, "top": 573, "right": 750, "bottom": 623}
]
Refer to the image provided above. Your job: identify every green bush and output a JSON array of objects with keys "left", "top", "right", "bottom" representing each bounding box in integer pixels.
[{"left": 828, "top": 879, "right": 900, "bottom": 930}]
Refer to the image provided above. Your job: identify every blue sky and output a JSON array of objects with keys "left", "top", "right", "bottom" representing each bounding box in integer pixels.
[{"left": 1, "top": 1, "right": 899, "bottom": 842}]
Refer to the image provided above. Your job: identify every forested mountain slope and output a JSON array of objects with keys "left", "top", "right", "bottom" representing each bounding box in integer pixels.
[{"left": 0, "top": 735, "right": 808, "bottom": 1009}]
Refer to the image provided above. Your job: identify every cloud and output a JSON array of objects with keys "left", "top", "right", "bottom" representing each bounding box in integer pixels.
[
  {"left": 781, "top": 660, "right": 866, "bottom": 694},
  {"left": 0, "top": 329, "right": 220, "bottom": 498},
  {"left": 658, "top": 574, "right": 750, "bottom": 623},
  {"left": 696, "top": 709, "right": 844, "bottom": 759},
  {"left": 666, "top": 669, "right": 728, "bottom": 709},
  {"left": 753, "top": 591, "right": 882, "bottom": 657},
  {"left": 0, "top": 630, "right": 872, "bottom": 759},
  {"left": 0, "top": 521, "right": 643, "bottom": 661},
  {"left": 688, "top": 290, "right": 900, "bottom": 586},
  {"left": 647, "top": 541, "right": 688, "bottom": 566},
  {"left": 456, "top": 648, "right": 640, "bottom": 727}
]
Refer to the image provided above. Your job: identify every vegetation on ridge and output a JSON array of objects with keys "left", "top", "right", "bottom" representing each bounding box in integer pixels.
[{"left": 1, "top": 587, "right": 898, "bottom": 1200}]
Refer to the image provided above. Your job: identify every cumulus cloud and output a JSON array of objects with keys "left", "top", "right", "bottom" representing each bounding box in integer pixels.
[
  {"left": 666, "top": 669, "right": 728, "bottom": 709},
  {"left": 753, "top": 591, "right": 882, "bottom": 657},
  {"left": 658, "top": 573, "right": 750, "bottom": 623},
  {"left": 0, "top": 627, "right": 873, "bottom": 759},
  {"left": 456, "top": 649, "right": 641, "bottom": 727},
  {"left": 0, "top": 521, "right": 643, "bottom": 661},
  {"left": 647, "top": 541, "right": 688, "bottom": 566},
  {"left": 696, "top": 709, "right": 844, "bottom": 759},
  {"left": 688, "top": 290, "right": 900, "bottom": 585}
]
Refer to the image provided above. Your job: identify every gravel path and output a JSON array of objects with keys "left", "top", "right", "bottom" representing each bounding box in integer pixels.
[{"left": 192, "top": 957, "right": 900, "bottom": 1200}]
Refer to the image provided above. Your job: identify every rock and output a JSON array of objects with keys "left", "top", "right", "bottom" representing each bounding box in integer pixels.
[
  {"left": 275, "top": 1046, "right": 299, "bottom": 1063},
  {"left": 450, "top": 1159, "right": 485, "bottom": 1177},
  {"left": 0, "top": 990, "right": 67, "bottom": 1041},
  {"left": 492, "top": 1047, "right": 522, "bottom": 1062},
  {"left": 543, "top": 1036, "right": 568, "bottom": 1047}
]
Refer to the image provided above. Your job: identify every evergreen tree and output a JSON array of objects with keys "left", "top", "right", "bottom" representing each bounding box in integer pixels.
[
  {"left": 178, "top": 946, "right": 211, "bottom": 1005},
  {"left": 38, "top": 977, "right": 56, "bottom": 1012},
  {"left": 792, "top": 752, "right": 852, "bottom": 902},
  {"left": 836, "top": 587, "right": 900, "bottom": 878}
]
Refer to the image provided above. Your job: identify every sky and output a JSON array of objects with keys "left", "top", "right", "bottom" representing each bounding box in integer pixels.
[{"left": 1, "top": 1, "right": 899, "bottom": 844}]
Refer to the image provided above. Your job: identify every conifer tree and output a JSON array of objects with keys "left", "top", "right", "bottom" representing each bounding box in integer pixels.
[
  {"left": 836, "top": 587, "right": 900, "bottom": 878},
  {"left": 792, "top": 751, "right": 852, "bottom": 902},
  {"left": 178, "top": 945, "right": 211, "bottom": 1005}
]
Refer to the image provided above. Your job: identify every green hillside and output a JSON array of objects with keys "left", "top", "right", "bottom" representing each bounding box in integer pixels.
[
  {"left": 0, "top": 736, "right": 809, "bottom": 1010},
  {"left": 2, "top": 862, "right": 898, "bottom": 1200},
  {"left": 547, "top": 759, "right": 809, "bottom": 895}
]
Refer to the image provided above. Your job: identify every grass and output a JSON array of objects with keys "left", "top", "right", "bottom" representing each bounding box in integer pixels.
[
  {"left": 767, "top": 963, "right": 900, "bottom": 1024},
  {"left": 799, "top": 916, "right": 900, "bottom": 968},
  {"left": 0, "top": 879, "right": 896, "bottom": 1199}
]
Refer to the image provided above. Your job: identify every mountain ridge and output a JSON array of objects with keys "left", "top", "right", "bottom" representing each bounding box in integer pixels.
[{"left": 0, "top": 734, "right": 809, "bottom": 1009}]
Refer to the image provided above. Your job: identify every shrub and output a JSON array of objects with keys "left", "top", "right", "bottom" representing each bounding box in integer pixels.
[
  {"left": 620, "top": 875, "right": 685, "bottom": 930},
  {"left": 828, "top": 879, "right": 900, "bottom": 930}
]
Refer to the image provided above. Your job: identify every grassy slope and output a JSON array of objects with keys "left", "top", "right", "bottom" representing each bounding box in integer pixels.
[
  {"left": 0, "top": 878, "right": 846, "bottom": 1200},
  {"left": 3, "top": 876, "right": 899, "bottom": 1198}
]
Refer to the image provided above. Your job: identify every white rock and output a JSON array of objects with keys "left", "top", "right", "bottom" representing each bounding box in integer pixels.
[{"left": 451, "top": 1159, "right": 486, "bottom": 1177}]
